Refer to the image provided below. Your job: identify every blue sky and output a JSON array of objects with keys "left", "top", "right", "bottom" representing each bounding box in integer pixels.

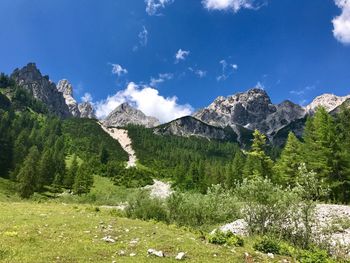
[{"left": 1, "top": 0, "right": 350, "bottom": 122}]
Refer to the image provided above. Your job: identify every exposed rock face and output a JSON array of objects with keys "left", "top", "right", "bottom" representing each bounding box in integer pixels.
[
  {"left": 306, "top": 94, "right": 350, "bottom": 114},
  {"left": 11, "top": 63, "right": 71, "bottom": 117},
  {"left": 194, "top": 88, "right": 306, "bottom": 137},
  {"left": 103, "top": 103, "right": 160, "bottom": 128},
  {"left": 331, "top": 98, "right": 350, "bottom": 115},
  {"left": 154, "top": 116, "right": 237, "bottom": 141},
  {"left": 78, "top": 102, "right": 96, "bottom": 119},
  {"left": 57, "top": 79, "right": 80, "bottom": 117}
]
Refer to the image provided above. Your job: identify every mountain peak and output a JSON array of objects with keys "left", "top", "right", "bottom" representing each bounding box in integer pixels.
[
  {"left": 306, "top": 93, "right": 350, "bottom": 113},
  {"left": 103, "top": 103, "right": 160, "bottom": 128}
]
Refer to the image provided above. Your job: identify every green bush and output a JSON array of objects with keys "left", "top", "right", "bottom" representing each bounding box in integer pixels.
[
  {"left": 208, "top": 230, "right": 244, "bottom": 247},
  {"left": 125, "top": 190, "right": 168, "bottom": 222},
  {"left": 253, "top": 236, "right": 281, "bottom": 254},
  {"left": 297, "top": 248, "right": 334, "bottom": 263}
]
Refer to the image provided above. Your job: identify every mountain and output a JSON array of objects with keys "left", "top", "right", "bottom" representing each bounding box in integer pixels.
[
  {"left": 306, "top": 93, "right": 350, "bottom": 114},
  {"left": 153, "top": 116, "right": 238, "bottom": 141},
  {"left": 78, "top": 102, "right": 96, "bottom": 119},
  {"left": 194, "top": 88, "right": 306, "bottom": 137},
  {"left": 57, "top": 79, "right": 80, "bottom": 117},
  {"left": 103, "top": 102, "right": 160, "bottom": 128},
  {"left": 11, "top": 63, "right": 71, "bottom": 118}
]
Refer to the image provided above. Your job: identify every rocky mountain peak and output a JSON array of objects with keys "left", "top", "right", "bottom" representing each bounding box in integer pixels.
[
  {"left": 11, "top": 63, "right": 71, "bottom": 118},
  {"left": 57, "top": 79, "right": 80, "bottom": 117},
  {"left": 78, "top": 102, "right": 96, "bottom": 119},
  {"left": 306, "top": 93, "right": 350, "bottom": 113},
  {"left": 103, "top": 103, "right": 160, "bottom": 128},
  {"left": 57, "top": 79, "right": 73, "bottom": 96}
]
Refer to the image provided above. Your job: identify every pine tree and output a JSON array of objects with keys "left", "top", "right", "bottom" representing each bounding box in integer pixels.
[
  {"left": 64, "top": 155, "right": 79, "bottom": 189},
  {"left": 99, "top": 144, "right": 109, "bottom": 165},
  {"left": 226, "top": 150, "right": 245, "bottom": 188},
  {"left": 73, "top": 164, "right": 94, "bottom": 195},
  {"left": 274, "top": 132, "right": 302, "bottom": 186},
  {"left": 243, "top": 130, "right": 274, "bottom": 179},
  {"left": 37, "top": 148, "right": 55, "bottom": 189},
  {"left": 17, "top": 146, "right": 40, "bottom": 198}
]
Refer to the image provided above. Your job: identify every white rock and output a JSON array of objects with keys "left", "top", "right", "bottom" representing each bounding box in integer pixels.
[
  {"left": 101, "top": 236, "right": 116, "bottom": 243},
  {"left": 147, "top": 248, "right": 165, "bottom": 257},
  {"left": 175, "top": 252, "right": 186, "bottom": 260},
  {"left": 129, "top": 253, "right": 136, "bottom": 257},
  {"left": 267, "top": 253, "right": 274, "bottom": 259}
]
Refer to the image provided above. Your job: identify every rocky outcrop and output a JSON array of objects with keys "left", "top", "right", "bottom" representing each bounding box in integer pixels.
[
  {"left": 103, "top": 103, "right": 160, "bottom": 128},
  {"left": 78, "top": 102, "right": 96, "bottom": 119},
  {"left": 306, "top": 94, "right": 350, "bottom": 114},
  {"left": 154, "top": 116, "right": 238, "bottom": 141},
  {"left": 57, "top": 79, "right": 80, "bottom": 117},
  {"left": 194, "top": 88, "right": 306, "bottom": 137},
  {"left": 11, "top": 63, "right": 71, "bottom": 117}
]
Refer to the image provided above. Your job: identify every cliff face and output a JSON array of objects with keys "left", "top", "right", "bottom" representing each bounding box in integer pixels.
[
  {"left": 57, "top": 79, "right": 80, "bottom": 117},
  {"left": 11, "top": 63, "right": 71, "bottom": 118}
]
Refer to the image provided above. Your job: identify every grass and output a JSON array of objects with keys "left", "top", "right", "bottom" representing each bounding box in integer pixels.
[{"left": 0, "top": 201, "right": 293, "bottom": 263}]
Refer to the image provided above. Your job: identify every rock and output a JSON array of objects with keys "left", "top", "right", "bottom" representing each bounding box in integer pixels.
[
  {"left": 11, "top": 63, "right": 71, "bottom": 117},
  {"left": 101, "top": 236, "right": 116, "bottom": 243},
  {"left": 117, "top": 250, "right": 125, "bottom": 256},
  {"left": 57, "top": 79, "right": 80, "bottom": 117},
  {"left": 143, "top": 180, "right": 173, "bottom": 199},
  {"left": 129, "top": 253, "right": 136, "bottom": 257},
  {"left": 175, "top": 252, "right": 186, "bottom": 260},
  {"left": 78, "top": 102, "right": 96, "bottom": 119},
  {"left": 153, "top": 116, "right": 238, "bottom": 141},
  {"left": 267, "top": 253, "right": 274, "bottom": 259},
  {"left": 212, "top": 219, "right": 248, "bottom": 237},
  {"left": 147, "top": 248, "right": 165, "bottom": 257},
  {"left": 103, "top": 102, "right": 159, "bottom": 128}
]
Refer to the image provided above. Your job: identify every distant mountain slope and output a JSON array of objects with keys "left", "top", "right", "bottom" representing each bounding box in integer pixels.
[
  {"left": 103, "top": 102, "right": 160, "bottom": 128},
  {"left": 153, "top": 116, "right": 237, "bottom": 141}
]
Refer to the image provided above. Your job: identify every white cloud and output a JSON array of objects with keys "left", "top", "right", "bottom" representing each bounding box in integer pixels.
[
  {"left": 175, "top": 49, "right": 190, "bottom": 63},
  {"left": 145, "top": 0, "right": 174, "bottom": 16},
  {"left": 189, "top": 67, "right": 207, "bottom": 78},
  {"left": 111, "top": 64, "right": 128, "bottom": 76},
  {"left": 202, "top": 0, "right": 266, "bottom": 13},
  {"left": 95, "top": 82, "right": 193, "bottom": 123},
  {"left": 81, "top": 92, "right": 93, "bottom": 102},
  {"left": 255, "top": 81, "right": 265, "bottom": 90},
  {"left": 332, "top": 0, "right": 350, "bottom": 44},
  {"left": 139, "top": 26, "right": 148, "bottom": 47},
  {"left": 150, "top": 73, "right": 174, "bottom": 86},
  {"left": 217, "top": 59, "right": 238, "bottom": 81}
]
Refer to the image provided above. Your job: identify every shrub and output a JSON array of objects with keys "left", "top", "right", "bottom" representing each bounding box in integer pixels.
[
  {"left": 125, "top": 190, "right": 168, "bottom": 222},
  {"left": 297, "top": 248, "right": 334, "bottom": 263},
  {"left": 253, "top": 236, "right": 281, "bottom": 254},
  {"left": 208, "top": 230, "right": 244, "bottom": 247}
]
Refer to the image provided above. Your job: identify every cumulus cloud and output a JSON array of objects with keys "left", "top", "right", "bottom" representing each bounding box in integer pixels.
[
  {"left": 150, "top": 73, "right": 174, "bottom": 87},
  {"left": 332, "top": 0, "right": 350, "bottom": 44},
  {"left": 202, "top": 0, "right": 267, "bottom": 13},
  {"left": 81, "top": 92, "right": 93, "bottom": 103},
  {"left": 95, "top": 82, "right": 193, "bottom": 122},
  {"left": 111, "top": 64, "right": 128, "bottom": 76},
  {"left": 217, "top": 60, "right": 238, "bottom": 81},
  {"left": 145, "top": 0, "right": 174, "bottom": 16},
  {"left": 175, "top": 49, "right": 190, "bottom": 63}
]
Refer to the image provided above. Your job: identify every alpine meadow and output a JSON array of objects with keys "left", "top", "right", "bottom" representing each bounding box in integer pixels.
[{"left": 1, "top": 1, "right": 350, "bottom": 262}]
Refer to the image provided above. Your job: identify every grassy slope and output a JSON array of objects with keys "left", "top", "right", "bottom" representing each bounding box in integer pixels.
[
  {"left": 0, "top": 202, "right": 291, "bottom": 263},
  {"left": 0, "top": 178, "right": 292, "bottom": 263}
]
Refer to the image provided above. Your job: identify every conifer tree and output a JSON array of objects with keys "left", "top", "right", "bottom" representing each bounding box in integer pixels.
[
  {"left": 73, "top": 164, "right": 94, "bottom": 195},
  {"left": 17, "top": 146, "right": 40, "bottom": 198},
  {"left": 226, "top": 150, "right": 245, "bottom": 188},
  {"left": 63, "top": 155, "right": 79, "bottom": 189},
  {"left": 274, "top": 132, "right": 302, "bottom": 186},
  {"left": 243, "top": 130, "right": 274, "bottom": 179}
]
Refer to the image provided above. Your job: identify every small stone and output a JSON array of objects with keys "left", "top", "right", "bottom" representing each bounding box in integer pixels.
[
  {"left": 129, "top": 253, "right": 136, "bottom": 257},
  {"left": 117, "top": 250, "right": 125, "bottom": 256},
  {"left": 175, "top": 252, "right": 186, "bottom": 260},
  {"left": 147, "top": 249, "right": 165, "bottom": 257},
  {"left": 101, "top": 236, "right": 116, "bottom": 243}
]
